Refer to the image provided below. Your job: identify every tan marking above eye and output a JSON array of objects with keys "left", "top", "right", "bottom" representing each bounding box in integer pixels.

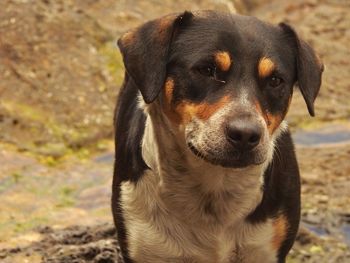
[
  {"left": 214, "top": 51, "right": 232, "bottom": 72},
  {"left": 272, "top": 214, "right": 288, "bottom": 251},
  {"left": 258, "top": 57, "right": 276, "bottom": 78}
]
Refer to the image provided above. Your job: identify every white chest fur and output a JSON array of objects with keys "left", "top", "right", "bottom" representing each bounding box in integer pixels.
[{"left": 120, "top": 169, "right": 278, "bottom": 263}]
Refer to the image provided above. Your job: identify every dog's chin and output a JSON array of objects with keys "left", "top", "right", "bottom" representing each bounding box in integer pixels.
[{"left": 187, "top": 143, "right": 266, "bottom": 169}]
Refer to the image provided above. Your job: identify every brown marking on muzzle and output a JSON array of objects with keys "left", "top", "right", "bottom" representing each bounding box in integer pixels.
[
  {"left": 190, "top": 95, "right": 230, "bottom": 121},
  {"left": 179, "top": 97, "right": 230, "bottom": 124},
  {"left": 254, "top": 100, "right": 264, "bottom": 118},
  {"left": 266, "top": 112, "right": 283, "bottom": 135},
  {"left": 272, "top": 214, "right": 288, "bottom": 251},
  {"left": 214, "top": 51, "right": 232, "bottom": 72},
  {"left": 174, "top": 96, "right": 230, "bottom": 124},
  {"left": 258, "top": 57, "right": 276, "bottom": 78},
  {"left": 254, "top": 100, "right": 283, "bottom": 135},
  {"left": 254, "top": 100, "right": 270, "bottom": 126},
  {"left": 163, "top": 80, "right": 230, "bottom": 125},
  {"left": 267, "top": 95, "right": 293, "bottom": 134}
]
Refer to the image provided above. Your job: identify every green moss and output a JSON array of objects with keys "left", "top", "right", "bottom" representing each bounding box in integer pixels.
[
  {"left": 2, "top": 101, "right": 70, "bottom": 155},
  {"left": 309, "top": 245, "right": 324, "bottom": 254},
  {"left": 11, "top": 172, "right": 23, "bottom": 183},
  {"left": 13, "top": 216, "right": 49, "bottom": 234},
  {"left": 61, "top": 186, "right": 74, "bottom": 196},
  {"left": 2, "top": 101, "right": 65, "bottom": 137},
  {"left": 2, "top": 101, "right": 45, "bottom": 123},
  {"left": 56, "top": 186, "right": 76, "bottom": 208},
  {"left": 286, "top": 257, "right": 299, "bottom": 263},
  {"left": 0, "top": 178, "right": 15, "bottom": 193},
  {"left": 1, "top": 101, "right": 108, "bottom": 159},
  {"left": 2, "top": 51, "right": 118, "bottom": 159},
  {"left": 96, "top": 139, "right": 110, "bottom": 150},
  {"left": 38, "top": 155, "right": 60, "bottom": 166},
  {"left": 91, "top": 207, "right": 111, "bottom": 217},
  {"left": 99, "top": 41, "right": 124, "bottom": 85}
]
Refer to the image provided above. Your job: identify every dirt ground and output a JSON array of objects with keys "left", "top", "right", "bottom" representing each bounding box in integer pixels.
[
  {"left": 0, "top": 0, "right": 349, "bottom": 262},
  {"left": 0, "top": 144, "right": 349, "bottom": 263}
]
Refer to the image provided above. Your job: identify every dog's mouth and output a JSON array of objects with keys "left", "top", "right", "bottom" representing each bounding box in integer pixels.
[{"left": 187, "top": 142, "right": 266, "bottom": 168}]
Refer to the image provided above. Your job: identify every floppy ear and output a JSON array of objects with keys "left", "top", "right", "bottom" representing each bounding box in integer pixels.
[
  {"left": 117, "top": 11, "right": 193, "bottom": 104},
  {"left": 279, "top": 23, "right": 324, "bottom": 116}
]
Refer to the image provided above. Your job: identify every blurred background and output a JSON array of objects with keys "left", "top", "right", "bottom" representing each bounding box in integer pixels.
[{"left": 0, "top": 0, "right": 349, "bottom": 262}]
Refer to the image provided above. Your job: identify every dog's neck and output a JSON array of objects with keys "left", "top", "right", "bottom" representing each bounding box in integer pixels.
[{"left": 140, "top": 101, "right": 265, "bottom": 225}]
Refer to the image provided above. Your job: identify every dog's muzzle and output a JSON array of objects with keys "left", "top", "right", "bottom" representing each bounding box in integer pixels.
[{"left": 187, "top": 115, "right": 267, "bottom": 168}]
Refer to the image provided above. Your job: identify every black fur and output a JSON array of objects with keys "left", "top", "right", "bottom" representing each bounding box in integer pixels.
[
  {"left": 279, "top": 23, "right": 324, "bottom": 116},
  {"left": 112, "top": 11, "right": 323, "bottom": 263},
  {"left": 112, "top": 73, "right": 148, "bottom": 262}
]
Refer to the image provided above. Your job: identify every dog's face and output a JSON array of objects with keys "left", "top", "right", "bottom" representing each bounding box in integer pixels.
[{"left": 118, "top": 11, "right": 323, "bottom": 168}]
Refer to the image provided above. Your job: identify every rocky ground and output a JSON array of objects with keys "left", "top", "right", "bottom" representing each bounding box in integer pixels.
[{"left": 0, "top": 0, "right": 349, "bottom": 262}]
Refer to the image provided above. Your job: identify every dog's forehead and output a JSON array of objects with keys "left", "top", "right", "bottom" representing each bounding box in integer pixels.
[{"left": 173, "top": 13, "right": 286, "bottom": 62}]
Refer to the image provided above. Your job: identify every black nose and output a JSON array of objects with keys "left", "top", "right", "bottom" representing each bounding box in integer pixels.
[{"left": 226, "top": 120, "right": 262, "bottom": 151}]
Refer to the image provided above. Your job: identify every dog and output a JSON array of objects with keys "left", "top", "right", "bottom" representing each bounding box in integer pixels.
[{"left": 112, "top": 10, "right": 323, "bottom": 263}]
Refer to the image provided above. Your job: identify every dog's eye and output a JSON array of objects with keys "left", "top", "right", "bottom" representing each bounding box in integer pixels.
[
  {"left": 198, "top": 65, "right": 216, "bottom": 77},
  {"left": 197, "top": 64, "right": 226, "bottom": 83},
  {"left": 268, "top": 76, "right": 283, "bottom": 88}
]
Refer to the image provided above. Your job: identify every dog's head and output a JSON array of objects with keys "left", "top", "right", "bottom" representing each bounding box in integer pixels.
[{"left": 118, "top": 11, "right": 323, "bottom": 168}]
